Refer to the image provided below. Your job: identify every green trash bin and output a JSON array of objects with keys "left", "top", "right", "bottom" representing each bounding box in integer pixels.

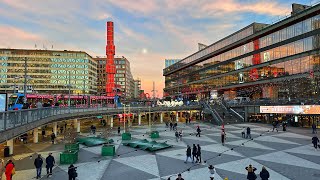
[
  {"left": 101, "top": 145, "right": 115, "bottom": 156},
  {"left": 60, "top": 150, "right": 78, "bottom": 164},
  {"left": 150, "top": 131, "right": 160, "bottom": 138},
  {"left": 65, "top": 143, "right": 80, "bottom": 151},
  {"left": 122, "top": 132, "right": 132, "bottom": 140}
]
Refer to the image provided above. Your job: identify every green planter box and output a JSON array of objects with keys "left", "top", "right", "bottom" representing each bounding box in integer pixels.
[
  {"left": 65, "top": 143, "right": 79, "bottom": 151},
  {"left": 60, "top": 151, "right": 78, "bottom": 164},
  {"left": 101, "top": 145, "right": 115, "bottom": 156},
  {"left": 150, "top": 131, "right": 160, "bottom": 138},
  {"left": 122, "top": 132, "right": 132, "bottom": 140}
]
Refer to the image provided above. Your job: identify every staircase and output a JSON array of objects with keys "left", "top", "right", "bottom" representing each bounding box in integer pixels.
[
  {"left": 211, "top": 102, "right": 243, "bottom": 124},
  {"left": 200, "top": 101, "right": 223, "bottom": 125}
]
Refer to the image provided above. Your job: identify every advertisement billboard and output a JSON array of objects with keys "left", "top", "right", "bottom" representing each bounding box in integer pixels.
[
  {"left": 260, "top": 105, "right": 320, "bottom": 115},
  {"left": 0, "top": 93, "right": 7, "bottom": 112}
]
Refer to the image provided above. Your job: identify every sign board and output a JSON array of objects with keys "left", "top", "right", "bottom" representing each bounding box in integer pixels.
[
  {"left": 260, "top": 105, "right": 320, "bottom": 115},
  {"left": 0, "top": 93, "right": 7, "bottom": 112}
]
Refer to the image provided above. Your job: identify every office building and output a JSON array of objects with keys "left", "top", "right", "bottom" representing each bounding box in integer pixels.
[{"left": 165, "top": 59, "right": 180, "bottom": 68}]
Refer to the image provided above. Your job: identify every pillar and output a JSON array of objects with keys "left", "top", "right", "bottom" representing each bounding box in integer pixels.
[
  {"left": 138, "top": 113, "right": 141, "bottom": 125},
  {"left": 110, "top": 116, "right": 114, "bottom": 128},
  {"left": 176, "top": 111, "right": 179, "bottom": 122},
  {"left": 33, "top": 128, "right": 38, "bottom": 143},
  {"left": 53, "top": 122, "right": 57, "bottom": 136},
  {"left": 77, "top": 121, "right": 81, "bottom": 133},
  {"left": 7, "top": 139, "right": 13, "bottom": 155},
  {"left": 160, "top": 112, "right": 163, "bottom": 123},
  {"left": 73, "top": 119, "right": 78, "bottom": 129}
]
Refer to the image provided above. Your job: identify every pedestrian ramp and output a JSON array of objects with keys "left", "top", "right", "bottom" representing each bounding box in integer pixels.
[{"left": 122, "top": 139, "right": 172, "bottom": 152}]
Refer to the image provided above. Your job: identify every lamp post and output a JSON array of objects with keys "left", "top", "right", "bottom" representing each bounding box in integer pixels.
[
  {"left": 23, "top": 57, "right": 27, "bottom": 103},
  {"left": 13, "top": 76, "right": 20, "bottom": 93},
  {"left": 123, "top": 103, "right": 126, "bottom": 133}
]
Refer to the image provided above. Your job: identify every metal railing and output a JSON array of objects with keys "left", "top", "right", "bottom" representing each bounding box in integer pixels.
[
  {"left": 200, "top": 101, "right": 223, "bottom": 125},
  {"left": 229, "top": 108, "right": 244, "bottom": 122}
]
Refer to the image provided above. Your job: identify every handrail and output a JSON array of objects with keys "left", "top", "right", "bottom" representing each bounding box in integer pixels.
[
  {"left": 229, "top": 108, "right": 244, "bottom": 122},
  {"left": 200, "top": 101, "right": 223, "bottom": 125}
]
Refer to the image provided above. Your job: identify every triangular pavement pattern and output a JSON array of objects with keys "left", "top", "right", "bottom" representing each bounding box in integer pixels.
[
  {"left": 271, "top": 132, "right": 311, "bottom": 139},
  {"left": 68, "top": 160, "right": 111, "bottom": 180},
  {"left": 12, "top": 152, "right": 35, "bottom": 161},
  {"left": 183, "top": 135, "right": 218, "bottom": 143},
  {"left": 114, "top": 154, "right": 160, "bottom": 177},
  {"left": 284, "top": 145, "right": 320, "bottom": 157},
  {"left": 161, "top": 166, "right": 224, "bottom": 180},
  {"left": 254, "top": 135, "right": 300, "bottom": 145},
  {"left": 215, "top": 158, "right": 290, "bottom": 180},
  {"left": 157, "top": 148, "right": 188, "bottom": 161},
  {"left": 226, "top": 139, "right": 275, "bottom": 151},
  {"left": 252, "top": 151, "right": 320, "bottom": 170},
  {"left": 227, "top": 129, "right": 261, "bottom": 135},
  {"left": 206, "top": 132, "right": 241, "bottom": 139},
  {"left": 201, "top": 143, "right": 244, "bottom": 157}
]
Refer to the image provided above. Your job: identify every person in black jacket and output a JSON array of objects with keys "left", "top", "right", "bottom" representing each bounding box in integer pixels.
[
  {"left": 50, "top": 132, "right": 56, "bottom": 144},
  {"left": 196, "top": 126, "right": 201, "bottom": 137},
  {"left": 184, "top": 145, "right": 192, "bottom": 163},
  {"left": 312, "top": 135, "right": 319, "bottom": 149},
  {"left": 46, "top": 153, "right": 55, "bottom": 176},
  {"left": 68, "top": 164, "right": 77, "bottom": 180},
  {"left": 34, "top": 154, "right": 43, "bottom": 179},
  {"left": 192, "top": 144, "right": 197, "bottom": 163},
  {"left": 196, "top": 144, "right": 202, "bottom": 163},
  {"left": 259, "top": 166, "right": 270, "bottom": 180},
  {"left": 245, "top": 164, "right": 257, "bottom": 180}
]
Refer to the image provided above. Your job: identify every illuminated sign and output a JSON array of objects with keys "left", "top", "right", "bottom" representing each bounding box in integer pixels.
[{"left": 260, "top": 105, "right": 320, "bottom": 114}]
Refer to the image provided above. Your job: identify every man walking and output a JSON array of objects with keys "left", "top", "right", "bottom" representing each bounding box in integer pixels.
[
  {"left": 197, "top": 144, "right": 202, "bottom": 163},
  {"left": 196, "top": 126, "right": 201, "bottom": 137},
  {"left": 46, "top": 153, "right": 55, "bottom": 177},
  {"left": 34, "top": 154, "right": 43, "bottom": 179},
  {"left": 192, "top": 144, "right": 197, "bottom": 163},
  {"left": 50, "top": 132, "right": 56, "bottom": 144},
  {"left": 221, "top": 130, "right": 226, "bottom": 146},
  {"left": 184, "top": 145, "right": 192, "bottom": 163},
  {"left": 272, "top": 121, "right": 278, "bottom": 132},
  {"left": 312, "top": 123, "right": 317, "bottom": 134},
  {"left": 312, "top": 135, "right": 319, "bottom": 150},
  {"left": 246, "top": 127, "right": 251, "bottom": 139},
  {"left": 118, "top": 126, "right": 121, "bottom": 135}
]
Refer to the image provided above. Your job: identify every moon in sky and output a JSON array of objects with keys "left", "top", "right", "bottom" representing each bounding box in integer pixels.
[{"left": 142, "top": 48, "right": 148, "bottom": 54}]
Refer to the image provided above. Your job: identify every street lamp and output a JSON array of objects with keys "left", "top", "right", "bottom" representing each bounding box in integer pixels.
[
  {"left": 13, "top": 76, "right": 20, "bottom": 94},
  {"left": 64, "top": 71, "right": 72, "bottom": 109}
]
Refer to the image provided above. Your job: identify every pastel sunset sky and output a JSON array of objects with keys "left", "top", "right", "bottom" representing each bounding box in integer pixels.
[{"left": 0, "top": 0, "right": 313, "bottom": 97}]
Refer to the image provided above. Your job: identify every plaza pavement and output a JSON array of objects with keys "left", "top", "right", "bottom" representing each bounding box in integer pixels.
[{"left": 2, "top": 122, "right": 320, "bottom": 180}]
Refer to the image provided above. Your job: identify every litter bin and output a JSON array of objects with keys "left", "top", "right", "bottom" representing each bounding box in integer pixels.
[{"left": 4, "top": 146, "right": 10, "bottom": 157}]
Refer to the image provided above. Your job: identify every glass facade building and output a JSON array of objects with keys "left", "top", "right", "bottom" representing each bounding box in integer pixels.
[
  {"left": 0, "top": 49, "right": 97, "bottom": 94},
  {"left": 165, "top": 59, "right": 180, "bottom": 68},
  {"left": 163, "top": 4, "right": 320, "bottom": 101}
]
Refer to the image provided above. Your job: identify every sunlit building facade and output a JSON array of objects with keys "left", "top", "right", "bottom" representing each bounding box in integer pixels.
[
  {"left": 163, "top": 3, "right": 320, "bottom": 101},
  {"left": 0, "top": 49, "right": 97, "bottom": 94}
]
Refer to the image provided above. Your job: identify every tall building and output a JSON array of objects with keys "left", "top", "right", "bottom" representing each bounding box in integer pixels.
[
  {"left": 133, "top": 79, "right": 141, "bottom": 99},
  {"left": 0, "top": 49, "right": 97, "bottom": 94},
  {"left": 95, "top": 56, "right": 135, "bottom": 99},
  {"left": 165, "top": 59, "right": 180, "bottom": 68},
  {"left": 105, "top": 21, "right": 116, "bottom": 97},
  {"left": 163, "top": 3, "right": 320, "bottom": 101}
]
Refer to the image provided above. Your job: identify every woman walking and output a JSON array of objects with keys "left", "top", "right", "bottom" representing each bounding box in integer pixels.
[{"left": 245, "top": 164, "right": 257, "bottom": 180}]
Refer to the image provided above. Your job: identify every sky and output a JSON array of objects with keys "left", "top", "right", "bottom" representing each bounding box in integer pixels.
[{"left": 0, "top": 0, "right": 315, "bottom": 97}]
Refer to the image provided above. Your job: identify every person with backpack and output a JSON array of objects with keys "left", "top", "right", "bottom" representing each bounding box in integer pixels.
[
  {"left": 68, "top": 164, "right": 77, "bottom": 180},
  {"left": 245, "top": 164, "right": 257, "bottom": 180},
  {"left": 259, "top": 166, "right": 270, "bottom": 180}
]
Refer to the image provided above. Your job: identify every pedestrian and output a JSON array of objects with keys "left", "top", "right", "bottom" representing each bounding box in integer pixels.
[
  {"left": 241, "top": 127, "right": 246, "bottom": 138},
  {"left": 174, "top": 123, "right": 178, "bottom": 131},
  {"left": 34, "top": 154, "right": 43, "bottom": 179},
  {"left": 46, "top": 153, "right": 55, "bottom": 177},
  {"left": 64, "top": 122, "right": 67, "bottom": 129},
  {"left": 93, "top": 125, "right": 96, "bottom": 135},
  {"left": 5, "top": 160, "right": 14, "bottom": 180},
  {"left": 170, "top": 122, "right": 173, "bottom": 131},
  {"left": 245, "top": 164, "right": 257, "bottom": 180},
  {"left": 60, "top": 126, "right": 64, "bottom": 134},
  {"left": 197, "top": 144, "right": 202, "bottom": 163},
  {"left": 221, "top": 130, "right": 226, "bottom": 146},
  {"left": 68, "top": 164, "right": 77, "bottom": 180},
  {"left": 118, "top": 126, "right": 121, "bottom": 135},
  {"left": 192, "top": 144, "right": 197, "bottom": 163},
  {"left": 50, "top": 132, "right": 56, "bottom": 144},
  {"left": 165, "top": 122, "right": 169, "bottom": 128},
  {"left": 175, "top": 131, "right": 179, "bottom": 142},
  {"left": 23, "top": 133, "right": 28, "bottom": 144},
  {"left": 259, "top": 166, "right": 270, "bottom": 180},
  {"left": 184, "top": 145, "right": 192, "bottom": 163},
  {"left": 0, "top": 159, "right": 4, "bottom": 180},
  {"left": 312, "top": 123, "right": 317, "bottom": 134},
  {"left": 282, "top": 122, "right": 287, "bottom": 131},
  {"left": 179, "top": 130, "right": 183, "bottom": 141},
  {"left": 176, "top": 173, "right": 184, "bottom": 180},
  {"left": 272, "top": 121, "right": 278, "bottom": 132},
  {"left": 246, "top": 127, "right": 251, "bottom": 139},
  {"left": 185, "top": 118, "right": 188, "bottom": 125},
  {"left": 312, "top": 135, "right": 319, "bottom": 150},
  {"left": 196, "top": 126, "right": 201, "bottom": 137},
  {"left": 208, "top": 165, "right": 216, "bottom": 180}
]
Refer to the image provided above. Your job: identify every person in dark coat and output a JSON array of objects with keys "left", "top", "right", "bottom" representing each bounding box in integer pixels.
[
  {"left": 282, "top": 122, "right": 287, "bottom": 131},
  {"left": 192, "top": 144, "right": 197, "bottom": 163},
  {"left": 312, "top": 135, "right": 319, "bottom": 149},
  {"left": 196, "top": 126, "right": 201, "bottom": 137},
  {"left": 196, "top": 144, "right": 202, "bottom": 163},
  {"left": 245, "top": 164, "right": 257, "bottom": 180},
  {"left": 259, "top": 166, "right": 270, "bottom": 180},
  {"left": 246, "top": 127, "right": 251, "bottom": 139},
  {"left": 118, "top": 126, "right": 121, "bottom": 135},
  {"left": 221, "top": 130, "right": 226, "bottom": 146},
  {"left": 184, "top": 145, "right": 192, "bottom": 163},
  {"left": 170, "top": 122, "right": 173, "bottom": 131},
  {"left": 176, "top": 173, "right": 184, "bottom": 180},
  {"left": 68, "top": 164, "right": 77, "bottom": 180},
  {"left": 50, "top": 133, "right": 56, "bottom": 144},
  {"left": 46, "top": 153, "right": 55, "bottom": 176},
  {"left": 312, "top": 123, "right": 317, "bottom": 134},
  {"left": 34, "top": 154, "right": 43, "bottom": 179}
]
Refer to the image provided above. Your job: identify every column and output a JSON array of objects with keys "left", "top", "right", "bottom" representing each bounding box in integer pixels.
[
  {"left": 176, "top": 111, "right": 179, "bottom": 122},
  {"left": 53, "top": 122, "right": 57, "bottom": 136},
  {"left": 77, "top": 121, "right": 81, "bottom": 133},
  {"left": 160, "top": 112, "right": 163, "bottom": 123},
  {"left": 33, "top": 128, "right": 39, "bottom": 143},
  {"left": 110, "top": 116, "right": 114, "bottom": 128},
  {"left": 73, "top": 119, "right": 78, "bottom": 129},
  {"left": 7, "top": 139, "right": 13, "bottom": 155},
  {"left": 138, "top": 113, "right": 141, "bottom": 125}
]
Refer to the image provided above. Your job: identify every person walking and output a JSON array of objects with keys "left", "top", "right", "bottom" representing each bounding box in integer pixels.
[
  {"left": 175, "top": 131, "right": 179, "bottom": 142},
  {"left": 184, "top": 145, "right": 192, "bottom": 163},
  {"left": 118, "top": 126, "right": 121, "bottom": 135},
  {"left": 34, "top": 154, "right": 43, "bottom": 179},
  {"left": 282, "top": 122, "right": 287, "bottom": 131},
  {"left": 45, "top": 153, "right": 55, "bottom": 177},
  {"left": 170, "top": 122, "right": 173, "bottom": 131},
  {"left": 196, "top": 126, "right": 201, "bottom": 137},
  {"left": 60, "top": 126, "right": 64, "bottom": 134},
  {"left": 197, "top": 144, "right": 202, "bottom": 163},
  {"left": 174, "top": 123, "right": 178, "bottom": 131},
  {"left": 312, "top": 135, "right": 319, "bottom": 150},
  {"left": 64, "top": 122, "right": 67, "bottom": 129},
  {"left": 5, "top": 160, "right": 14, "bottom": 180},
  {"left": 259, "top": 166, "right": 270, "bottom": 180},
  {"left": 192, "top": 144, "right": 197, "bottom": 163},
  {"left": 221, "top": 130, "right": 226, "bottom": 146},
  {"left": 245, "top": 164, "right": 257, "bottom": 180},
  {"left": 312, "top": 123, "right": 317, "bottom": 134},
  {"left": 68, "top": 164, "right": 77, "bottom": 180},
  {"left": 176, "top": 173, "right": 184, "bottom": 180},
  {"left": 50, "top": 132, "right": 56, "bottom": 144},
  {"left": 272, "top": 121, "right": 278, "bottom": 132},
  {"left": 208, "top": 165, "right": 216, "bottom": 180},
  {"left": 246, "top": 127, "right": 251, "bottom": 139},
  {"left": 179, "top": 130, "right": 183, "bottom": 141},
  {"left": 241, "top": 127, "right": 246, "bottom": 138}
]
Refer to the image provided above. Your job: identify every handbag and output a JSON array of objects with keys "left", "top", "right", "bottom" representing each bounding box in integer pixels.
[{"left": 12, "top": 167, "right": 16, "bottom": 175}]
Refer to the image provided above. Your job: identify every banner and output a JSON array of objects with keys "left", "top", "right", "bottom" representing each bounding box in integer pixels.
[{"left": 260, "top": 105, "right": 320, "bottom": 114}]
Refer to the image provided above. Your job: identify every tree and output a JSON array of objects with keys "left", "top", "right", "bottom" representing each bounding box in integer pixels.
[{"left": 63, "top": 127, "right": 78, "bottom": 144}]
